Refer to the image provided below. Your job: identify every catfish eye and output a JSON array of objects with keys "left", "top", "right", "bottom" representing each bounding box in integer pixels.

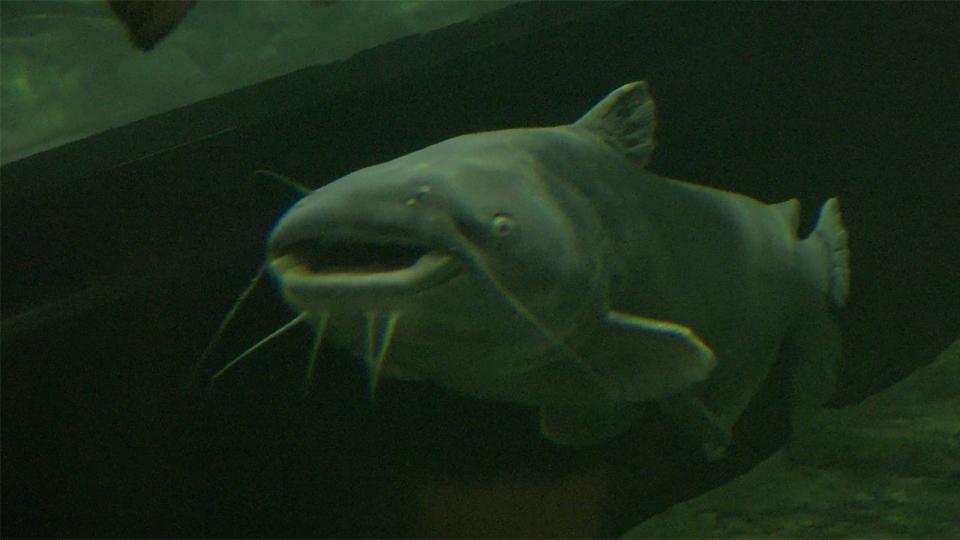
[{"left": 490, "top": 213, "right": 514, "bottom": 237}]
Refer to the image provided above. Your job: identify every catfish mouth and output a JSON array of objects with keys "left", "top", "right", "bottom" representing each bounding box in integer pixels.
[{"left": 269, "top": 238, "right": 460, "bottom": 298}]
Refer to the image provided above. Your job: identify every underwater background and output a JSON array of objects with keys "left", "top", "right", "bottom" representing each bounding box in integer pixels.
[
  {"left": 0, "top": 0, "right": 513, "bottom": 163},
  {"left": 2, "top": 2, "right": 958, "bottom": 538}
]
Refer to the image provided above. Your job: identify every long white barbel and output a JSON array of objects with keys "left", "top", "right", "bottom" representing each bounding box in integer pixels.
[
  {"left": 303, "top": 312, "right": 330, "bottom": 391},
  {"left": 211, "top": 311, "right": 310, "bottom": 380},
  {"left": 364, "top": 311, "right": 401, "bottom": 399}
]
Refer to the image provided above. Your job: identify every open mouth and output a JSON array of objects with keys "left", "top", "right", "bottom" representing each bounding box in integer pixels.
[
  {"left": 272, "top": 239, "right": 432, "bottom": 274},
  {"left": 269, "top": 239, "right": 459, "bottom": 294}
]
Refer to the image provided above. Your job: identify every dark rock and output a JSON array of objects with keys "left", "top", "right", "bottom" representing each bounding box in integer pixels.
[{"left": 624, "top": 339, "right": 960, "bottom": 538}]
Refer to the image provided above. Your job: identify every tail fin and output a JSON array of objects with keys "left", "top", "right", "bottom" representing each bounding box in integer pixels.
[{"left": 810, "top": 198, "right": 850, "bottom": 307}]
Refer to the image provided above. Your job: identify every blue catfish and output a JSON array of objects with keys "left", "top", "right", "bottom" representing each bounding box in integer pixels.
[{"left": 244, "top": 82, "right": 849, "bottom": 454}]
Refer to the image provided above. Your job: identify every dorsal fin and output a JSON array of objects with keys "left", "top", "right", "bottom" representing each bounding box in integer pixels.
[
  {"left": 772, "top": 198, "right": 801, "bottom": 235},
  {"left": 573, "top": 81, "right": 656, "bottom": 167}
]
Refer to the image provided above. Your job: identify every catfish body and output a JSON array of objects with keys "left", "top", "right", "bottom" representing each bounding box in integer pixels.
[{"left": 266, "top": 82, "right": 850, "bottom": 452}]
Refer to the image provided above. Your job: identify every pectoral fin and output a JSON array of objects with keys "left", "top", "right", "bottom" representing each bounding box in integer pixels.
[{"left": 581, "top": 310, "right": 716, "bottom": 402}]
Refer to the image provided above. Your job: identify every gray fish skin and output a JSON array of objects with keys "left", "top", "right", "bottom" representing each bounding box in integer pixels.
[{"left": 266, "top": 82, "right": 850, "bottom": 452}]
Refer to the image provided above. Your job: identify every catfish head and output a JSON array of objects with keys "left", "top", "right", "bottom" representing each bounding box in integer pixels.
[{"left": 266, "top": 129, "right": 609, "bottom": 396}]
